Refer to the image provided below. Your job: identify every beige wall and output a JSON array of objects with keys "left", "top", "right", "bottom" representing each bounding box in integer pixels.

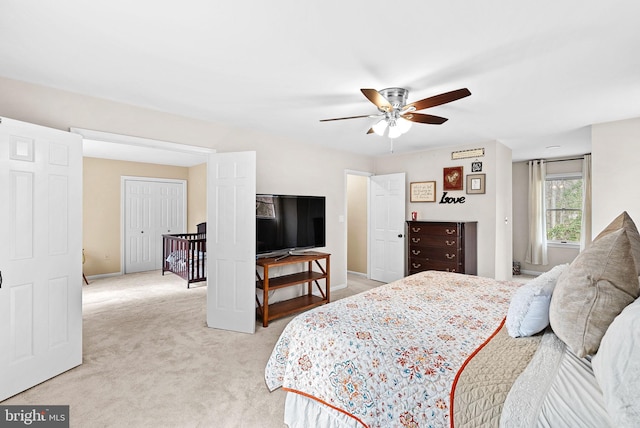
[
  {"left": 187, "top": 163, "right": 207, "bottom": 232},
  {"left": 0, "top": 76, "right": 375, "bottom": 288},
  {"left": 374, "top": 140, "right": 513, "bottom": 279},
  {"left": 83, "top": 157, "right": 190, "bottom": 275},
  {"left": 17, "top": 74, "right": 627, "bottom": 283},
  {"left": 347, "top": 174, "right": 368, "bottom": 274}
]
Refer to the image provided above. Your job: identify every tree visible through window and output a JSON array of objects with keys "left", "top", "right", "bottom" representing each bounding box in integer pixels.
[{"left": 545, "top": 175, "right": 583, "bottom": 243}]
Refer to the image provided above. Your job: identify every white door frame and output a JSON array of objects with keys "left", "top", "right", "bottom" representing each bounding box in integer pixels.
[
  {"left": 120, "top": 176, "right": 187, "bottom": 274},
  {"left": 344, "top": 169, "right": 373, "bottom": 279},
  {"left": 74, "top": 131, "right": 259, "bottom": 333},
  {"left": 69, "top": 128, "right": 215, "bottom": 276}
]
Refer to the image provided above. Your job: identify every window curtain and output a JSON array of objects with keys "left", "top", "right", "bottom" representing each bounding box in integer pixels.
[
  {"left": 580, "top": 154, "right": 592, "bottom": 251},
  {"left": 525, "top": 160, "right": 548, "bottom": 265}
]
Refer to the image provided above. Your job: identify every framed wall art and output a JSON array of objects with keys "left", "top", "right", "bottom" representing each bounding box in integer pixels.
[
  {"left": 466, "top": 174, "right": 486, "bottom": 194},
  {"left": 443, "top": 166, "right": 463, "bottom": 191},
  {"left": 410, "top": 181, "right": 436, "bottom": 202},
  {"left": 451, "top": 148, "right": 484, "bottom": 160}
]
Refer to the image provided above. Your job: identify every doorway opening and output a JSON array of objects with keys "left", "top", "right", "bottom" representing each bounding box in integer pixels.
[
  {"left": 71, "top": 127, "right": 213, "bottom": 280},
  {"left": 346, "top": 171, "right": 370, "bottom": 277}
]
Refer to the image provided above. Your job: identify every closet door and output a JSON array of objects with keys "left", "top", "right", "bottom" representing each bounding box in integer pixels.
[
  {"left": 123, "top": 178, "right": 185, "bottom": 273},
  {"left": 124, "top": 180, "right": 155, "bottom": 273},
  {"left": 156, "top": 181, "right": 185, "bottom": 269}
]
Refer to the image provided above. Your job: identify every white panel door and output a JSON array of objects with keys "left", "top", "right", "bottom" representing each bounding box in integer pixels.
[
  {"left": 0, "top": 117, "right": 83, "bottom": 401},
  {"left": 124, "top": 180, "right": 155, "bottom": 273},
  {"left": 370, "top": 173, "right": 406, "bottom": 282},
  {"left": 207, "top": 151, "right": 256, "bottom": 334},
  {"left": 124, "top": 179, "right": 185, "bottom": 273},
  {"left": 156, "top": 181, "right": 185, "bottom": 269}
]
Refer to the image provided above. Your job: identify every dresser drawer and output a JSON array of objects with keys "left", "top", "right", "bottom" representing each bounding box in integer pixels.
[
  {"left": 409, "top": 235, "right": 460, "bottom": 248},
  {"left": 408, "top": 247, "right": 461, "bottom": 262},
  {"left": 408, "top": 258, "right": 461, "bottom": 274},
  {"left": 407, "top": 223, "right": 461, "bottom": 237}
]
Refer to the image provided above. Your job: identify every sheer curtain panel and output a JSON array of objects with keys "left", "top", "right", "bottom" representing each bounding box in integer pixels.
[
  {"left": 580, "top": 154, "right": 592, "bottom": 251},
  {"left": 525, "top": 160, "right": 548, "bottom": 265}
]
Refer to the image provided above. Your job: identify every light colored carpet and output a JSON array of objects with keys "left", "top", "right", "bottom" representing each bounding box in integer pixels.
[{"left": 2, "top": 271, "right": 382, "bottom": 427}]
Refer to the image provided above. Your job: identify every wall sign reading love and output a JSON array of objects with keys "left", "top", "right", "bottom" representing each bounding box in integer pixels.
[{"left": 439, "top": 191, "right": 466, "bottom": 204}]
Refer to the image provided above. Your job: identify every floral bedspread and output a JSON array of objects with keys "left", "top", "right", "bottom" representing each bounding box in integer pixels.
[{"left": 265, "top": 271, "right": 519, "bottom": 428}]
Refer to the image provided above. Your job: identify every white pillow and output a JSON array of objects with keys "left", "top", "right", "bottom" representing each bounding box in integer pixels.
[
  {"left": 506, "top": 264, "right": 569, "bottom": 338},
  {"left": 592, "top": 298, "right": 640, "bottom": 427}
]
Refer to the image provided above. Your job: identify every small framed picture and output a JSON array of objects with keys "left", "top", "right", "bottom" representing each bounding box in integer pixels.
[
  {"left": 466, "top": 174, "right": 486, "bottom": 194},
  {"left": 471, "top": 161, "right": 483, "bottom": 172},
  {"left": 443, "top": 166, "right": 463, "bottom": 191},
  {"left": 410, "top": 181, "right": 436, "bottom": 202}
]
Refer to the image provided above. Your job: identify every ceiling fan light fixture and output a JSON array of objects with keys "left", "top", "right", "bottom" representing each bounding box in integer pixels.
[
  {"left": 372, "top": 119, "right": 388, "bottom": 136},
  {"left": 397, "top": 117, "right": 412, "bottom": 134},
  {"left": 388, "top": 123, "right": 402, "bottom": 139}
]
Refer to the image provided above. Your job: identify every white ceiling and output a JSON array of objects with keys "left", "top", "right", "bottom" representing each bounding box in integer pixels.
[{"left": 2, "top": 1, "right": 639, "bottom": 162}]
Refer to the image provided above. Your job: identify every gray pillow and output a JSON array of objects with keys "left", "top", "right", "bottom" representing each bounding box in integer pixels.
[
  {"left": 549, "top": 228, "right": 639, "bottom": 357},
  {"left": 593, "top": 211, "right": 640, "bottom": 275}
]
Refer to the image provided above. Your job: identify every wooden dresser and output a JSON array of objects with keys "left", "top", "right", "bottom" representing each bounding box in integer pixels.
[{"left": 406, "top": 221, "right": 477, "bottom": 275}]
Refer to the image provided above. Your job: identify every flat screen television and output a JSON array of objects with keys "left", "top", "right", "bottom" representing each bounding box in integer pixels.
[{"left": 256, "top": 194, "right": 326, "bottom": 257}]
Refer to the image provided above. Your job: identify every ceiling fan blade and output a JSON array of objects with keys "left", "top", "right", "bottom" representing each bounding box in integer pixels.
[
  {"left": 366, "top": 128, "right": 375, "bottom": 134},
  {"left": 403, "top": 113, "right": 449, "bottom": 125},
  {"left": 361, "top": 88, "right": 392, "bottom": 111},
  {"left": 319, "top": 114, "right": 373, "bottom": 122},
  {"left": 403, "top": 88, "right": 471, "bottom": 112}
]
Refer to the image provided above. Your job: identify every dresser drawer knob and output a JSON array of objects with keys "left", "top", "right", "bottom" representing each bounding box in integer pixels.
[
  {"left": 445, "top": 229, "right": 456, "bottom": 235},
  {"left": 445, "top": 253, "right": 456, "bottom": 259},
  {"left": 446, "top": 268, "right": 457, "bottom": 272},
  {"left": 411, "top": 249, "right": 421, "bottom": 255},
  {"left": 412, "top": 263, "right": 422, "bottom": 269},
  {"left": 412, "top": 227, "right": 421, "bottom": 232},
  {"left": 412, "top": 237, "right": 421, "bottom": 243},
  {"left": 445, "top": 240, "right": 456, "bottom": 246}
]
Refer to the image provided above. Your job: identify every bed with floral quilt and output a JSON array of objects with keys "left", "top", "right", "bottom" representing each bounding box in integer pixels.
[
  {"left": 264, "top": 271, "right": 520, "bottom": 428},
  {"left": 266, "top": 213, "right": 640, "bottom": 427}
]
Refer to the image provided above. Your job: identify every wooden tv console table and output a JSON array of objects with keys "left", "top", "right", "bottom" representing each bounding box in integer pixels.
[{"left": 255, "top": 251, "right": 330, "bottom": 327}]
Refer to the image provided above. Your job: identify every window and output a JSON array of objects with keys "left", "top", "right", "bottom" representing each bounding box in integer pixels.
[{"left": 545, "top": 173, "right": 583, "bottom": 243}]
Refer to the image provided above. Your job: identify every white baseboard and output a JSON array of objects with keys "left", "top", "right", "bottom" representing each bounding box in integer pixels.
[
  {"left": 347, "top": 270, "right": 367, "bottom": 277},
  {"left": 331, "top": 282, "right": 347, "bottom": 291},
  {"left": 86, "top": 272, "right": 122, "bottom": 281}
]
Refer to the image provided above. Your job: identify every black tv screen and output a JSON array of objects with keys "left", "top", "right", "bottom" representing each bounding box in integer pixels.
[{"left": 256, "top": 194, "right": 326, "bottom": 256}]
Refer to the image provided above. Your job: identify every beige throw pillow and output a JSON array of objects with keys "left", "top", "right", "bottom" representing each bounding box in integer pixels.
[
  {"left": 593, "top": 211, "right": 640, "bottom": 274},
  {"left": 549, "top": 228, "right": 639, "bottom": 357}
]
